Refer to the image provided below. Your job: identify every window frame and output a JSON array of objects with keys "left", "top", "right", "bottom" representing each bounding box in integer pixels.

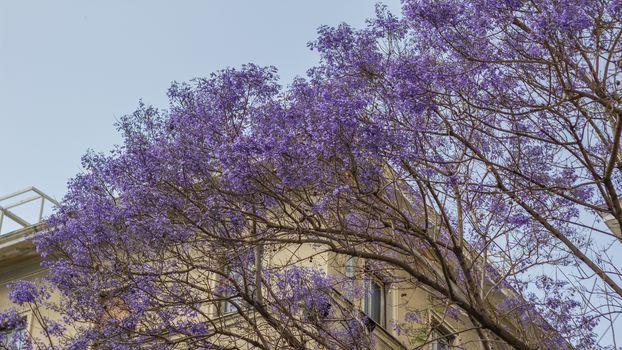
[
  {"left": 343, "top": 256, "right": 356, "bottom": 300},
  {"left": 0, "top": 316, "right": 27, "bottom": 350},
  {"left": 221, "top": 269, "right": 245, "bottom": 315},
  {"left": 363, "top": 273, "right": 386, "bottom": 328},
  {"left": 430, "top": 321, "right": 455, "bottom": 350},
  {"left": 220, "top": 251, "right": 257, "bottom": 316}
]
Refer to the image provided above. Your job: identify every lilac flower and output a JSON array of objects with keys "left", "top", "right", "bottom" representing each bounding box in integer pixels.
[{"left": 8, "top": 280, "right": 39, "bottom": 305}]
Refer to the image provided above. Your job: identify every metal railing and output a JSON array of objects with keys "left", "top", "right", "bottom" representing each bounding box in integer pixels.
[{"left": 0, "top": 187, "right": 59, "bottom": 236}]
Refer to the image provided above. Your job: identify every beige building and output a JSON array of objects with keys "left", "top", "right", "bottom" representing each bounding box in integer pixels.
[
  {"left": 0, "top": 187, "right": 547, "bottom": 350},
  {"left": 0, "top": 228, "right": 479, "bottom": 349}
]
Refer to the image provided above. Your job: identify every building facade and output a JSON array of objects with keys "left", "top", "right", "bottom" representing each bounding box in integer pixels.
[{"left": 0, "top": 187, "right": 533, "bottom": 350}]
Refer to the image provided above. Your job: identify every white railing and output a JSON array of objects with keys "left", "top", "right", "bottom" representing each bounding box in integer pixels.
[{"left": 0, "top": 187, "right": 59, "bottom": 236}]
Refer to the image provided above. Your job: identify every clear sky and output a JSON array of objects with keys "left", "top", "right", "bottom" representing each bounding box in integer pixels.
[{"left": 0, "top": 0, "right": 401, "bottom": 203}]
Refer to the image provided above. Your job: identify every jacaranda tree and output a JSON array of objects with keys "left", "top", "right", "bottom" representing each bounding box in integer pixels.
[{"left": 3, "top": 0, "right": 622, "bottom": 349}]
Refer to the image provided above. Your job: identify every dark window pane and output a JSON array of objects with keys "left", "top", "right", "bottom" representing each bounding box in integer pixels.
[
  {"left": 432, "top": 328, "right": 451, "bottom": 350},
  {"left": 0, "top": 327, "right": 26, "bottom": 350}
]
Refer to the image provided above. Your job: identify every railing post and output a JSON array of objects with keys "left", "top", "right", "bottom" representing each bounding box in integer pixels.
[{"left": 39, "top": 197, "right": 45, "bottom": 223}]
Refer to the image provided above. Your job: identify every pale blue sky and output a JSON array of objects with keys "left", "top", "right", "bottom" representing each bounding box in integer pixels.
[{"left": 0, "top": 0, "right": 401, "bottom": 202}]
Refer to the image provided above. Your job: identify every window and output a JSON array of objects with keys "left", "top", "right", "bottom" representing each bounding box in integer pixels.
[
  {"left": 222, "top": 297, "right": 239, "bottom": 314},
  {"left": 222, "top": 269, "right": 244, "bottom": 314},
  {"left": 345, "top": 257, "right": 355, "bottom": 279},
  {"left": 430, "top": 325, "right": 454, "bottom": 350},
  {"left": 0, "top": 324, "right": 26, "bottom": 350},
  {"left": 221, "top": 251, "right": 257, "bottom": 315},
  {"left": 363, "top": 275, "right": 385, "bottom": 327},
  {"left": 344, "top": 256, "right": 355, "bottom": 299}
]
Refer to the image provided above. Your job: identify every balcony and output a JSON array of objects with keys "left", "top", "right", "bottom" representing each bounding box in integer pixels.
[
  {"left": 0, "top": 187, "right": 58, "bottom": 236},
  {"left": 0, "top": 187, "right": 58, "bottom": 263}
]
